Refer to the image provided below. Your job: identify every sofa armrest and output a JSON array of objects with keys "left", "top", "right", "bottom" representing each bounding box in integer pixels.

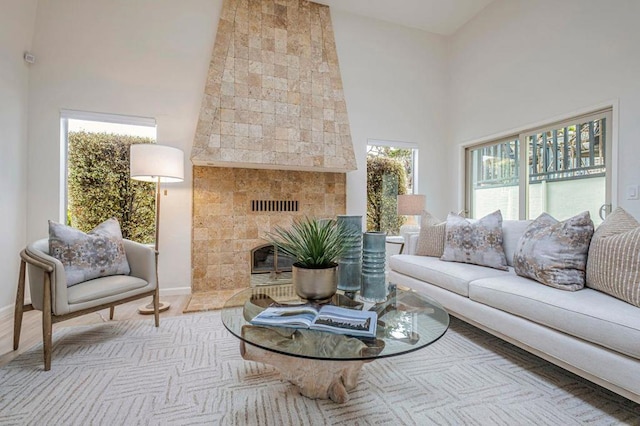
[{"left": 405, "top": 232, "right": 420, "bottom": 255}]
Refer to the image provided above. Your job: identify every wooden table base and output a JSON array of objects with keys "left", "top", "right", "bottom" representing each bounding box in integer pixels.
[{"left": 240, "top": 341, "right": 366, "bottom": 403}]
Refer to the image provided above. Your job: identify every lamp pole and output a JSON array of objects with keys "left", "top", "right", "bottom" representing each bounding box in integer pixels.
[{"left": 138, "top": 175, "right": 170, "bottom": 314}]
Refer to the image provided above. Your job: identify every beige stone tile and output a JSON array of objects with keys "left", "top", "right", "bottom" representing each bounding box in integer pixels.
[
  {"left": 221, "top": 81, "right": 234, "bottom": 96},
  {"left": 221, "top": 95, "right": 235, "bottom": 109},
  {"left": 220, "top": 108, "right": 234, "bottom": 122},
  {"left": 249, "top": 124, "right": 262, "bottom": 137},
  {"left": 234, "top": 97, "right": 248, "bottom": 111}
]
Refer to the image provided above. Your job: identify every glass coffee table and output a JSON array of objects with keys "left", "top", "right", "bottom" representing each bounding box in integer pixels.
[{"left": 221, "top": 284, "right": 449, "bottom": 403}]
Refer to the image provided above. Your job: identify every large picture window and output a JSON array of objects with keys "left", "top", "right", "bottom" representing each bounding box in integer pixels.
[
  {"left": 466, "top": 109, "right": 612, "bottom": 225},
  {"left": 60, "top": 110, "right": 158, "bottom": 243}
]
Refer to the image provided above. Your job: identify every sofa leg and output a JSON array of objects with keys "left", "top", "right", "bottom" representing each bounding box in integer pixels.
[
  {"left": 42, "top": 272, "right": 53, "bottom": 371},
  {"left": 109, "top": 306, "right": 115, "bottom": 320},
  {"left": 13, "top": 259, "right": 26, "bottom": 350}
]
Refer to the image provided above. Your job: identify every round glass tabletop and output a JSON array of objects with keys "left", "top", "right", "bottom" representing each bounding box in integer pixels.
[{"left": 221, "top": 284, "right": 450, "bottom": 361}]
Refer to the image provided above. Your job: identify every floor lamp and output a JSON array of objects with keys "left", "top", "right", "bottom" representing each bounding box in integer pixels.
[{"left": 130, "top": 143, "right": 184, "bottom": 314}]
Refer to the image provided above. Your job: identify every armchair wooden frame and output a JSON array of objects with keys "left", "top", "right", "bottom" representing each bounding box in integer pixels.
[{"left": 14, "top": 249, "right": 160, "bottom": 371}]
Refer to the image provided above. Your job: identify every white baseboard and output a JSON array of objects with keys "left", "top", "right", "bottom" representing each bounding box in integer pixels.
[
  {"left": 0, "top": 304, "right": 13, "bottom": 324},
  {"left": 160, "top": 286, "right": 192, "bottom": 296}
]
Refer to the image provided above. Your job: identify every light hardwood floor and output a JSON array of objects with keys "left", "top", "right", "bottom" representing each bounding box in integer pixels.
[{"left": 0, "top": 294, "right": 191, "bottom": 369}]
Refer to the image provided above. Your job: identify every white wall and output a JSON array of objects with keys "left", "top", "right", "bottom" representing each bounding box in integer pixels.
[
  {"left": 330, "top": 9, "right": 452, "bottom": 221},
  {"left": 26, "top": 0, "right": 221, "bottom": 296},
  {"left": 448, "top": 0, "right": 640, "bottom": 217},
  {"left": 0, "top": 0, "right": 38, "bottom": 317}
]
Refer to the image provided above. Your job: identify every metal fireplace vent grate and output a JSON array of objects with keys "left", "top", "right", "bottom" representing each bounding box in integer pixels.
[{"left": 251, "top": 199, "right": 299, "bottom": 212}]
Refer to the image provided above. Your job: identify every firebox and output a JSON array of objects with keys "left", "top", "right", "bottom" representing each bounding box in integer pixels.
[{"left": 251, "top": 244, "right": 294, "bottom": 275}]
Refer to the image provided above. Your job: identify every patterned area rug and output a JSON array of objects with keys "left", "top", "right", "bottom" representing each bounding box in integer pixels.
[{"left": 1, "top": 313, "right": 638, "bottom": 425}]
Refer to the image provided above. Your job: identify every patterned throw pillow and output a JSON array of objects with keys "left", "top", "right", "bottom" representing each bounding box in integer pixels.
[
  {"left": 415, "top": 210, "right": 446, "bottom": 257},
  {"left": 49, "top": 218, "right": 131, "bottom": 287},
  {"left": 513, "top": 211, "right": 594, "bottom": 291},
  {"left": 586, "top": 207, "right": 640, "bottom": 307},
  {"left": 441, "top": 210, "right": 508, "bottom": 270}
]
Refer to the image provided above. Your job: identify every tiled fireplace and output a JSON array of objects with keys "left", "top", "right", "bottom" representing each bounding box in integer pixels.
[
  {"left": 189, "top": 0, "right": 355, "bottom": 299},
  {"left": 191, "top": 166, "right": 346, "bottom": 293}
]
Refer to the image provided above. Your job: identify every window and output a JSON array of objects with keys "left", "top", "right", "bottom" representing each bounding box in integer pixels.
[
  {"left": 468, "top": 137, "right": 520, "bottom": 220},
  {"left": 60, "top": 110, "right": 158, "bottom": 243},
  {"left": 466, "top": 109, "right": 612, "bottom": 225},
  {"left": 366, "top": 139, "right": 418, "bottom": 234}
]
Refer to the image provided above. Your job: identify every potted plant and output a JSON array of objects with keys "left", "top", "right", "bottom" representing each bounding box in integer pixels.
[{"left": 265, "top": 217, "right": 356, "bottom": 301}]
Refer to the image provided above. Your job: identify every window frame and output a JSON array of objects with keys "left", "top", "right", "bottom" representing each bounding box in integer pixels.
[
  {"left": 465, "top": 134, "right": 519, "bottom": 219},
  {"left": 367, "top": 138, "right": 419, "bottom": 194},
  {"left": 365, "top": 138, "right": 420, "bottom": 235},
  {"left": 463, "top": 106, "right": 615, "bottom": 221}
]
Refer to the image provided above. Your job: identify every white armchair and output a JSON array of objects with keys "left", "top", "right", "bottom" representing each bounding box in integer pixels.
[{"left": 14, "top": 238, "right": 159, "bottom": 370}]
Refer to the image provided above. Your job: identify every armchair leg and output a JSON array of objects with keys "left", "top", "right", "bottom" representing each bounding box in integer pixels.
[
  {"left": 13, "top": 259, "right": 26, "bottom": 350},
  {"left": 42, "top": 272, "right": 53, "bottom": 371},
  {"left": 153, "top": 287, "right": 160, "bottom": 327},
  {"left": 109, "top": 306, "right": 115, "bottom": 320}
]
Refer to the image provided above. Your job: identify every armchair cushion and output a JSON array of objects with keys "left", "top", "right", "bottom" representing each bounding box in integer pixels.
[
  {"left": 67, "top": 275, "right": 149, "bottom": 304},
  {"left": 49, "top": 218, "right": 130, "bottom": 286}
]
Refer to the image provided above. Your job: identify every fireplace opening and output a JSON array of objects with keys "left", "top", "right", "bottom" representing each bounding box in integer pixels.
[
  {"left": 250, "top": 244, "right": 294, "bottom": 286},
  {"left": 251, "top": 244, "right": 295, "bottom": 274}
]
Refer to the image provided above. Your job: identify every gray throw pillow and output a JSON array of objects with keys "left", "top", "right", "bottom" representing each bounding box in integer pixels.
[
  {"left": 514, "top": 211, "right": 594, "bottom": 291},
  {"left": 49, "top": 218, "right": 131, "bottom": 286},
  {"left": 586, "top": 207, "right": 640, "bottom": 307},
  {"left": 415, "top": 210, "right": 446, "bottom": 257},
  {"left": 441, "top": 210, "right": 508, "bottom": 270}
]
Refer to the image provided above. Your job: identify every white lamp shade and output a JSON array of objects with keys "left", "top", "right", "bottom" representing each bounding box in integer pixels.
[
  {"left": 397, "top": 194, "right": 426, "bottom": 216},
  {"left": 130, "top": 144, "right": 184, "bottom": 182}
]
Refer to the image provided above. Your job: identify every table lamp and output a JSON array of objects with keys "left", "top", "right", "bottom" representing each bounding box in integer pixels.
[
  {"left": 130, "top": 143, "right": 184, "bottom": 314},
  {"left": 397, "top": 194, "right": 426, "bottom": 237}
]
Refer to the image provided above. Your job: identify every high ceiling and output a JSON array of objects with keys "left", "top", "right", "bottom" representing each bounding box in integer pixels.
[{"left": 314, "top": 0, "right": 495, "bottom": 35}]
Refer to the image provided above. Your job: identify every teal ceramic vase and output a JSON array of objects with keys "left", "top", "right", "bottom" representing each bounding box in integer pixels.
[
  {"left": 337, "top": 215, "right": 363, "bottom": 294},
  {"left": 360, "top": 231, "right": 387, "bottom": 302}
]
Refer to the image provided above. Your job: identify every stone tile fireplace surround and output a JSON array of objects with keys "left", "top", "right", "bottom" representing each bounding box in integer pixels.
[
  {"left": 191, "top": 0, "right": 355, "bottom": 171},
  {"left": 189, "top": 0, "right": 355, "bottom": 301},
  {"left": 192, "top": 166, "right": 346, "bottom": 294}
]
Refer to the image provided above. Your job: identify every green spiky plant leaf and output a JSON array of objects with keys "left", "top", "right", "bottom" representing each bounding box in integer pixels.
[{"left": 264, "top": 217, "right": 358, "bottom": 269}]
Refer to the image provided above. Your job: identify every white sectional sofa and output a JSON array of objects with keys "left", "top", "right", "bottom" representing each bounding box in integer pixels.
[{"left": 388, "top": 220, "right": 640, "bottom": 403}]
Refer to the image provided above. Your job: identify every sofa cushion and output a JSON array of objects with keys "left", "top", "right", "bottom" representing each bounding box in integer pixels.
[
  {"left": 513, "top": 211, "right": 594, "bottom": 291},
  {"left": 389, "top": 254, "right": 513, "bottom": 297},
  {"left": 501, "top": 220, "right": 532, "bottom": 267},
  {"left": 586, "top": 207, "right": 640, "bottom": 308},
  {"left": 415, "top": 210, "right": 446, "bottom": 257},
  {"left": 469, "top": 275, "right": 640, "bottom": 360},
  {"left": 441, "top": 210, "right": 508, "bottom": 270},
  {"left": 49, "top": 218, "right": 131, "bottom": 286}
]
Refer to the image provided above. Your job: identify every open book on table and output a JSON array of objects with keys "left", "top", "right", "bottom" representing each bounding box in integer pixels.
[{"left": 250, "top": 305, "right": 377, "bottom": 338}]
